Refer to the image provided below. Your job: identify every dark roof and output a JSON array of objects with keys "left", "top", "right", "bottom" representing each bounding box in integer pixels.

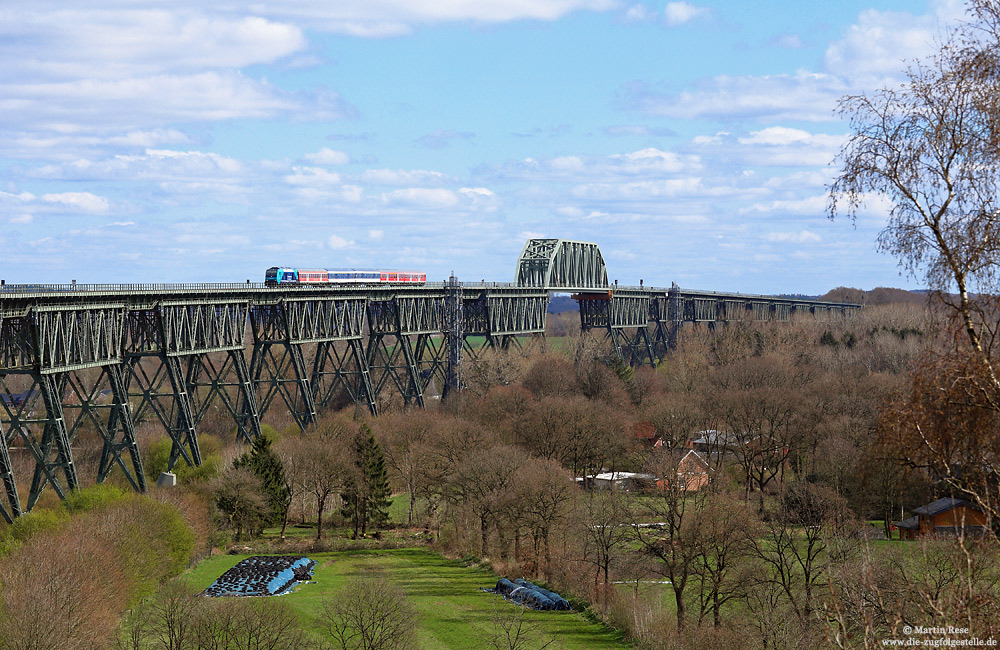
[
  {"left": 894, "top": 516, "right": 919, "bottom": 530},
  {"left": 912, "top": 497, "right": 980, "bottom": 517},
  {"left": 690, "top": 430, "right": 738, "bottom": 446}
]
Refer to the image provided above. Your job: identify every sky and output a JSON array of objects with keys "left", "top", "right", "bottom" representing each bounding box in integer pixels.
[{"left": 0, "top": 0, "right": 965, "bottom": 292}]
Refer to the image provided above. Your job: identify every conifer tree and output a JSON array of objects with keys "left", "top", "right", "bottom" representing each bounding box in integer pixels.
[
  {"left": 233, "top": 433, "right": 291, "bottom": 528},
  {"left": 341, "top": 424, "right": 391, "bottom": 538}
]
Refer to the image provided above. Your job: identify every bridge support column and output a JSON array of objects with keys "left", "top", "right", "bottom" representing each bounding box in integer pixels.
[
  {"left": 444, "top": 274, "right": 464, "bottom": 396},
  {"left": 366, "top": 334, "right": 425, "bottom": 407},
  {"left": 53, "top": 364, "right": 145, "bottom": 492},
  {"left": 26, "top": 373, "right": 77, "bottom": 510},
  {"left": 312, "top": 339, "right": 377, "bottom": 415},
  {"left": 249, "top": 341, "right": 316, "bottom": 432},
  {"left": 184, "top": 351, "right": 262, "bottom": 445},
  {"left": 96, "top": 364, "right": 145, "bottom": 492}
]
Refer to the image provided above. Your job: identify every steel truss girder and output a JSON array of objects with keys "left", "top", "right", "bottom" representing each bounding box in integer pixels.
[
  {"left": 515, "top": 238, "right": 609, "bottom": 291},
  {"left": 463, "top": 294, "right": 549, "bottom": 336},
  {"left": 156, "top": 301, "right": 249, "bottom": 355},
  {"left": 578, "top": 294, "right": 650, "bottom": 329},
  {"left": 34, "top": 304, "right": 126, "bottom": 373},
  {"left": 0, "top": 316, "right": 35, "bottom": 370},
  {"left": 367, "top": 295, "right": 445, "bottom": 336}
]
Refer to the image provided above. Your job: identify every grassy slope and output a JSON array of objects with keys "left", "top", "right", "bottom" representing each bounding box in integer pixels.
[{"left": 184, "top": 548, "right": 628, "bottom": 650}]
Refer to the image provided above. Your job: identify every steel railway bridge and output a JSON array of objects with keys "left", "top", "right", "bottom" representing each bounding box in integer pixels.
[{"left": 0, "top": 238, "right": 859, "bottom": 519}]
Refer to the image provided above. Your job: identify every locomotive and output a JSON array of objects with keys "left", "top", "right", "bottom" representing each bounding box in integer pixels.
[{"left": 265, "top": 267, "right": 426, "bottom": 286}]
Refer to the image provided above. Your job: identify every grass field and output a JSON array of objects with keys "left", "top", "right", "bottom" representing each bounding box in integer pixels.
[{"left": 183, "top": 548, "right": 627, "bottom": 649}]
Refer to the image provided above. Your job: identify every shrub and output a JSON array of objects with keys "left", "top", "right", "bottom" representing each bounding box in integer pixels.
[
  {"left": 145, "top": 434, "right": 223, "bottom": 483},
  {"left": 0, "top": 506, "right": 69, "bottom": 557},
  {"left": 64, "top": 483, "right": 131, "bottom": 513}
]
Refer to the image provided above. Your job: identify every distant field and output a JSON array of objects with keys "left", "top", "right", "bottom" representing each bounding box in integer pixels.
[{"left": 184, "top": 548, "right": 628, "bottom": 650}]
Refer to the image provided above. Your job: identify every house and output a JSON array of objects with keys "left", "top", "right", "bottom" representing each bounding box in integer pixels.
[
  {"left": 675, "top": 449, "right": 711, "bottom": 491},
  {"left": 578, "top": 471, "right": 657, "bottom": 491},
  {"left": 893, "top": 498, "right": 988, "bottom": 539},
  {"left": 632, "top": 421, "right": 658, "bottom": 448},
  {"left": 654, "top": 449, "right": 712, "bottom": 492}
]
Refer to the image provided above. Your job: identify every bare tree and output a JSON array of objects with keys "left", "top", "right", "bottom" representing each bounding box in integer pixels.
[
  {"left": 321, "top": 572, "right": 417, "bottom": 650},
  {"left": 285, "top": 416, "right": 352, "bottom": 540},
  {"left": 211, "top": 467, "right": 269, "bottom": 541},
  {"left": 630, "top": 450, "right": 703, "bottom": 631},
  {"left": 481, "top": 604, "right": 553, "bottom": 650},
  {"left": 580, "top": 489, "right": 631, "bottom": 605},
  {"left": 685, "top": 490, "right": 757, "bottom": 628},
  {"left": 451, "top": 444, "right": 530, "bottom": 557},
  {"left": 515, "top": 457, "right": 576, "bottom": 579},
  {"left": 746, "top": 482, "right": 847, "bottom": 621},
  {"left": 709, "top": 354, "right": 808, "bottom": 510},
  {"left": 830, "top": 0, "right": 1000, "bottom": 401},
  {"left": 375, "top": 410, "right": 436, "bottom": 526}
]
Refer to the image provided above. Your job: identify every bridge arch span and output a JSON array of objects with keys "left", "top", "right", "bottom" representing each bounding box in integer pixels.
[{"left": 514, "top": 239, "right": 609, "bottom": 292}]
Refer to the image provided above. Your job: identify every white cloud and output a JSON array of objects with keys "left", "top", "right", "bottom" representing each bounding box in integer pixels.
[
  {"left": 764, "top": 230, "right": 822, "bottom": 243},
  {"left": 742, "top": 195, "right": 828, "bottom": 216},
  {"left": 623, "top": 72, "right": 848, "bottom": 123},
  {"left": 571, "top": 177, "right": 705, "bottom": 201},
  {"left": 738, "top": 127, "right": 814, "bottom": 146},
  {"left": 823, "top": 2, "right": 963, "bottom": 83},
  {"left": 382, "top": 188, "right": 460, "bottom": 208},
  {"left": 328, "top": 234, "right": 355, "bottom": 249},
  {"left": 41, "top": 191, "right": 109, "bottom": 212},
  {"left": 1, "top": 72, "right": 354, "bottom": 142},
  {"left": 611, "top": 148, "right": 694, "bottom": 174},
  {"left": 624, "top": 4, "right": 655, "bottom": 22},
  {"left": 368, "top": 229, "right": 384, "bottom": 241},
  {"left": 664, "top": 2, "right": 708, "bottom": 26},
  {"left": 304, "top": 148, "right": 350, "bottom": 165},
  {"left": 1, "top": 12, "right": 306, "bottom": 80},
  {"left": 286, "top": 166, "right": 342, "bottom": 186},
  {"left": 361, "top": 168, "right": 450, "bottom": 186},
  {"left": 9, "top": 214, "right": 33, "bottom": 224}
]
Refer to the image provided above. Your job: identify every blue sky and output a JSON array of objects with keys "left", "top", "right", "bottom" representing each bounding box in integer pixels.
[{"left": 0, "top": 0, "right": 962, "bottom": 292}]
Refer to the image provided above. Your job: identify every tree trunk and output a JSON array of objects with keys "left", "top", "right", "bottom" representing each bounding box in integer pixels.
[
  {"left": 674, "top": 587, "right": 686, "bottom": 630},
  {"left": 481, "top": 515, "right": 489, "bottom": 557},
  {"left": 316, "top": 498, "right": 325, "bottom": 540}
]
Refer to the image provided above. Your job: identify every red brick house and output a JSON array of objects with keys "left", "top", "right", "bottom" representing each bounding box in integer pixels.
[
  {"left": 894, "top": 498, "right": 988, "bottom": 539},
  {"left": 654, "top": 449, "right": 711, "bottom": 492}
]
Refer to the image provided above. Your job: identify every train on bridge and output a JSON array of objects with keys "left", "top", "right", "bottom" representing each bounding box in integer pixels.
[
  {"left": 0, "top": 237, "right": 861, "bottom": 523},
  {"left": 265, "top": 267, "right": 426, "bottom": 286}
]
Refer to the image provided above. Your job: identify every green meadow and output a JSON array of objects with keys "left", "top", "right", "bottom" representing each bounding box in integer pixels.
[{"left": 183, "top": 548, "right": 627, "bottom": 649}]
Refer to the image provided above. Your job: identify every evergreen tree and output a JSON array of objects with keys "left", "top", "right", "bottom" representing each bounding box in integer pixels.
[
  {"left": 233, "top": 433, "right": 291, "bottom": 528},
  {"left": 341, "top": 424, "right": 391, "bottom": 538}
]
